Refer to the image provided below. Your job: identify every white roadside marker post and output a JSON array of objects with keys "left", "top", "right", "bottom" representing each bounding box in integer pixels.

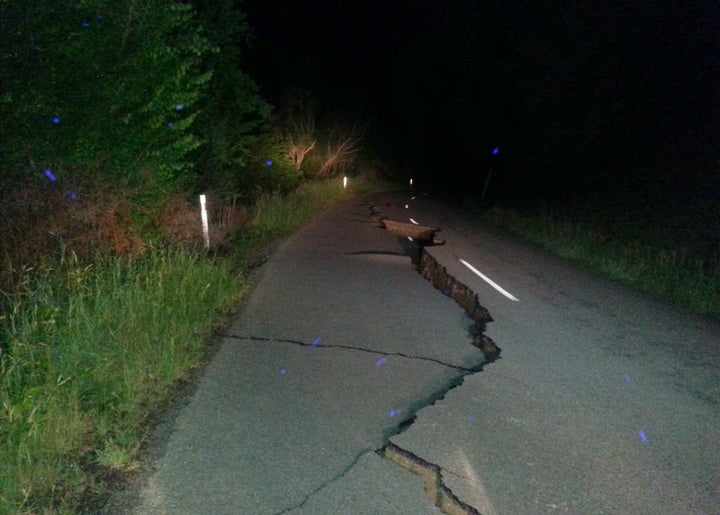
[
  {"left": 200, "top": 194, "right": 210, "bottom": 250},
  {"left": 343, "top": 176, "right": 348, "bottom": 189}
]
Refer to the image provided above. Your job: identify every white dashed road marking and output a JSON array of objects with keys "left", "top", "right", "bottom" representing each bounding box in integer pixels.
[{"left": 459, "top": 258, "right": 519, "bottom": 302}]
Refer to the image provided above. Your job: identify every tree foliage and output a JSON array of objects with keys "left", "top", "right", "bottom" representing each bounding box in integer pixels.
[
  {"left": 192, "top": 0, "right": 271, "bottom": 194},
  {"left": 0, "top": 0, "right": 270, "bottom": 197}
]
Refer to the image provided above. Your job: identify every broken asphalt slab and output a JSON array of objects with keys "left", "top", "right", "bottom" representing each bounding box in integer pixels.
[
  {"left": 119, "top": 195, "right": 492, "bottom": 514},
  {"left": 132, "top": 339, "right": 450, "bottom": 514}
]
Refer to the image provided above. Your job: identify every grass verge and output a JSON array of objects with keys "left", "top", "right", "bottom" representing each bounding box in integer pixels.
[
  {"left": 479, "top": 207, "right": 720, "bottom": 320},
  {"left": 0, "top": 177, "right": 394, "bottom": 513},
  {"left": 228, "top": 177, "right": 398, "bottom": 268},
  {"left": 0, "top": 249, "right": 244, "bottom": 512}
]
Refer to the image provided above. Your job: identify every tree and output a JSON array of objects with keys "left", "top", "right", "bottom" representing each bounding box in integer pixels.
[
  {"left": 192, "top": 0, "right": 271, "bottom": 194},
  {"left": 0, "top": 0, "right": 214, "bottom": 194}
]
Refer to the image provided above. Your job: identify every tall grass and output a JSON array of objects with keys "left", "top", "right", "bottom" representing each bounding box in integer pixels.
[
  {"left": 0, "top": 249, "right": 244, "bottom": 512},
  {"left": 480, "top": 207, "right": 720, "bottom": 319},
  {"left": 252, "top": 177, "right": 392, "bottom": 235},
  {"left": 230, "top": 178, "right": 397, "bottom": 267}
]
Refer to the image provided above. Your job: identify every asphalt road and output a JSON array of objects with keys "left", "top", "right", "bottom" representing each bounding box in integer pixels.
[{"left": 107, "top": 190, "right": 720, "bottom": 514}]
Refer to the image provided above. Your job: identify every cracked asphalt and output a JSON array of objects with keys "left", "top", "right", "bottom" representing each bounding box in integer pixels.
[
  {"left": 116, "top": 193, "right": 486, "bottom": 514},
  {"left": 107, "top": 191, "right": 720, "bottom": 514},
  {"left": 380, "top": 192, "right": 720, "bottom": 514}
]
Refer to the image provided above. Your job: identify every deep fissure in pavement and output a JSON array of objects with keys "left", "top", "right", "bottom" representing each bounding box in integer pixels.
[
  {"left": 370, "top": 202, "right": 500, "bottom": 514},
  {"left": 380, "top": 443, "right": 481, "bottom": 515},
  {"left": 376, "top": 247, "right": 498, "bottom": 515},
  {"left": 218, "top": 333, "right": 485, "bottom": 513},
  {"left": 416, "top": 249, "right": 500, "bottom": 361},
  {"left": 227, "top": 203, "right": 500, "bottom": 514}
]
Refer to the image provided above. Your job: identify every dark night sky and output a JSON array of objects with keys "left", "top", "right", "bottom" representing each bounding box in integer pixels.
[{"left": 241, "top": 0, "right": 719, "bottom": 213}]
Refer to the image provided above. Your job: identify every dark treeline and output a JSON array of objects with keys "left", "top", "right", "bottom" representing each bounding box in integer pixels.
[
  {"left": 2, "top": 1, "right": 717, "bottom": 260},
  {"left": 244, "top": 1, "right": 718, "bottom": 203},
  {"left": 243, "top": 0, "right": 718, "bottom": 255},
  {"left": 0, "top": 0, "right": 273, "bottom": 197}
]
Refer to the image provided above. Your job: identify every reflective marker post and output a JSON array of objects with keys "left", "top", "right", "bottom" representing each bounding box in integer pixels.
[{"left": 200, "top": 194, "right": 210, "bottom": 250}]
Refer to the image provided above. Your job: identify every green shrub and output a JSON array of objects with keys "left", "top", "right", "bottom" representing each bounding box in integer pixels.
[{"left": 0, "top": 1, "right": 213, "bottom": 195}]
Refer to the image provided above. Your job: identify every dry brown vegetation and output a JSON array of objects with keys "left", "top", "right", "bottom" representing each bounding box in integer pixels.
[{"left": 0, "top": 176, "right": 249, "bottom": 293}]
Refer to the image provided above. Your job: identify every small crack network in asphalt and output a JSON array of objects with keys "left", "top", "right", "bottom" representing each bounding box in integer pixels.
[
  {"left": 218, "top": 334, "right": 483, "bottom": 373},
  {"left": 273, "top": 450, "right": 372, "bottom": 515}
]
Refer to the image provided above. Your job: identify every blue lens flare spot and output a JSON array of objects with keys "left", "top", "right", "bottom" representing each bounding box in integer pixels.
[
  {"left": 468, "top": 415, "right": 475, "bottom": 422},
  {"left": 265, "top": 160, "right": 273, "bottom": 166},
  {"left": 83, "top": 22, "right": 90, "bottom": 27},
  {"left": 389, "top": 409, "right": 402, "bottom": 418},
  {"left": 311, "top": 337, "right": 321, "bottom": 347},
  {"left": 44, "top": 170, "right": 57, "bottom": 182},
  {"left": 639, "top": 430, "right": 648, "bottom": 444},
  {"left": 375, "top": 358, "right": 388, "bottom": 367},
  {"left": 97, "top": 15, "right": 103, "bottom": 20},
  {"left": 52, "top": 117, "right": 60, "bottom": 124},
  {"left": 279, "top": 369, "right": 287, "bottom": 375},
  {"left": 176, "top": 105, "right": 183, "bottom": 111},
  {"left": 66, "top": 191, "right": 77, "bottom": 200},
  {"left": 492, "top": 147, "right": 500, "bottom": 155},
  {"left": 625, "top": 375, "right": 631, "bottom": 382},
  {"left": 167, "top": 122, "right": 174, "bottom": 127}
]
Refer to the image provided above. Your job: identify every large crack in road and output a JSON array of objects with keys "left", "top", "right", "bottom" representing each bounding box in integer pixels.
[
  {"left": 218, "top": 329, "right": 489, "bottom": 514},
  {"left": 370, "top": 203, "right": 500, "bottom": 515},
  {"left": 374, "top": 247, "right": 498, "bottom": 515},
  {"left": 220, "top": 205, "right": 500, "bottom": 514},
  {"left": 219, "top": 335, "right": 484, "bottom": 373}
]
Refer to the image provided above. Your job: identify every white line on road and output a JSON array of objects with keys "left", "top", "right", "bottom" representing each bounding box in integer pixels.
[
  {"left": 459, "top": 258, "right": 519, "bottom": 302},
  {"left": 408, "top": 218, "right": 418, "bottom": 239}
]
